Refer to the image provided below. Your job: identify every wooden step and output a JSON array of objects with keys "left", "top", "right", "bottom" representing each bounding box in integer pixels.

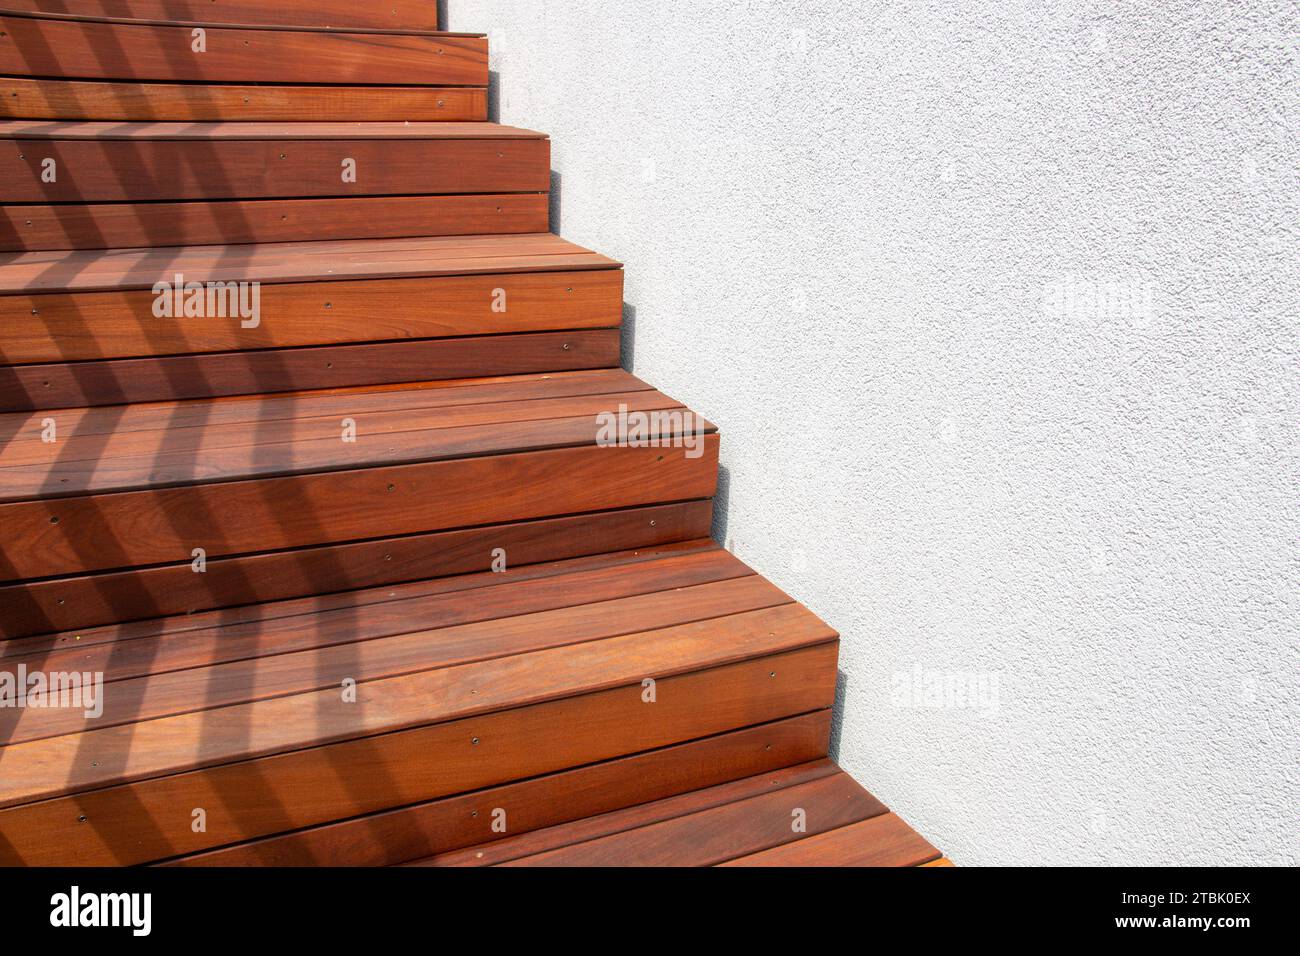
[
  {"left": 0, "top": 122, "right": 549, "bottom": 203},
  {"left": 0, "top": 2, "right": 950, "bottom": 875},
  {"left": 407, "top": 762, "right": 941, "bottom": 867},
  {"left": 0, "top": 374, "right": 715, "bottom": 580},
  {"left": 1, "top": 1, "right": 445, "bottom": 31},
  {"left": 0, "top": 496, "right": 713, "bottom": 639},
  {"left": 0, "top": 542, "right": 838, "bottom": 866},
  {"left": 0, "top": 195, "right": 544, "bottom": 252},
  {"left": 720, "top": 813, "right": 944, "bottom": 867},
  {"left": 0, "top": 14, "right": 486, "bottom": 84},
  {"left": 0, "top": 233, "right": 621, "bottom": 408},
  {"left": 167, "top": 714, "right": 833, "bottom": 866},
  {"left": 0, "top": 233, "right": 618, "bottom": 360},
  {"left": 0, "top": 76, "right": 488, "bottom": 123},
  {"left": 0, "top": 544, "right": 772, "bottom": 743},
  {"left": 0, "top": 387, "right": 693, "bottom": 500}
]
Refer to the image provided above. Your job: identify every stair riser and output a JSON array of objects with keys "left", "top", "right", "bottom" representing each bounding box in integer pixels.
[
  {"left": 0, "top": 78, "right": 487, "bottom": 123},
  {"left": 3, "top": 1, "right": 444, "bottom": 31},
  {"left": 2, "top": 270, "right": 622, "bottom": 363},
  {"left": 0, "top": 438, "right": 720, "bottom": 579},
  {"left": 0, "top": 16, "right": 486, "bottom": 85},
  {"left": 171, "top": 713, "right": 833, "bottom": 867},
  {"left": 0, "top": 502, "right": 714, "bottom": 640},
  {"left": 1, "top": 138, "right": 550, "bottom": 202},
  {"left": 0, "top": 195, "right": 542, "bottom": 252},
  {"left": 0, "top": 645, "right": 838, "bottom": 866},
  {"left": 0, "top": 328, "right": 621, "bottom": 410}
]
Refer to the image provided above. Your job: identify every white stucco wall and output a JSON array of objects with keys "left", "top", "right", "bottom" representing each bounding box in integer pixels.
[{"left": 445, "top": 0, "right": 1298, "bottom": 865}]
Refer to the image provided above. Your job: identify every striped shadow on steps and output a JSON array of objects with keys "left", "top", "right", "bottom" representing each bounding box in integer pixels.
[{"left": 0, "top": 0, "right": 948, "bottom": 870}]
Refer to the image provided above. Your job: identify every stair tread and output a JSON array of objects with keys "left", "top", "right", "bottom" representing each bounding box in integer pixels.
[
  {"left": 0, "top": 369, "right": 648, "bottom": 440},
  {"left": 0, "top": 542, "right": 761, "bottom": 742},
  {"left": 406, "top": 762, "right": 941, "bottom": 867},
  {"left": 0, "top": 541, "right": 835, "bottom": 813},
  {"left": 0, "top": 120, "right": 544, "bottom": 140},
  {"left": 0, "top": 233, "right": 620, "bottom": 294},
  {"left": 720, "top": 812, "right": 944, "bottom": 867},
  {"left": 2, "top": 1, "right": 445, "bottom": 33},
  {"left": 0, "top": 372, "right": 708, "bottom": 500},
  {"left": 2, "top": 8, "right": 476, "bottom": 37}
]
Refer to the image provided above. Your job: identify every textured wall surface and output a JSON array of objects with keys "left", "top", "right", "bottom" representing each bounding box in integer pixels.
[{"left": 446, "top": 0, "right": 1298, "bottom": 865}]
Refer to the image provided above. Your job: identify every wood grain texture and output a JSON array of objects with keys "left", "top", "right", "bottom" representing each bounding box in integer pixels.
[
  {"left": 0, "top": 194, "right": 539, "bottom": 252},
  {"left": 0, "top": 120, "right": 542, "bottom": 140},
  {"left": 0, "top": 328, "right": 621, "bottom": 410},
  {"left": 2, "top": 546, "right": 752, "bottom": 684},
  {"left": 0, "top": 16, "right": 487, "bottom": 84},
  {"left": 495, "top": 772, "right": 887, "bottom": 867},
  {"left": 0, "top": 572, "right": 789, "bottom": 744},
  {"left": 718, "top": 813, "right": 942, "bottom": 867},
  {"left": 0, "top": 78, "right": 486, "bottom": 123},
  {"left": 0, "top": 136, "right": 549, "bottom": 202},
  {"left": 0, "top": 642, "right": 839, "bottom": 865},
  {"left": 3, "top": 388, "right": 686, "bottom": 491},
  {"left": 0, "top": 612, "right": 834, "bottom": 805},
  {"left": 168, "top": 713, "right": 833, "bottom": 867},
  {"left": 0, "top": 369, "right": 649, "bottom": 462},
  {"left": 5, "top": 542, "right": 722, "bottom": 654},
  {"left": 0, "top": 391, "right": 693, "bottom": 500},
  {"left": 0, "top": 269, "right": 622, "bottom": 363},
  {"left": 0, "top": 233, "right": 613, "bottom": 294},
  {"left": 423, "top": 758, "right": 842, "bottom": 867},
  {"left": 0, "top": 368, "right": 648, "bottom": 441},
  {"left": 0, "top": 1, "right": 446, "bottom": 31},
  {"left": 0, "top": 503, "right": 713, "bottom": 640},
  {"left": 0, "top": 435, "right": 719, "bottom": 578}
]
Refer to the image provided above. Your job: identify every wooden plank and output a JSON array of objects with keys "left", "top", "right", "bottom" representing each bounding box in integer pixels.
[
  {"left": 923, "top": 858, "right": 956, "bottom": 867},
  {"left": 718, "top": 813, "right": 942, "bottom": 867},
  {"left": 0, "top": 573, "right": 791, "bottom": 744},
  {"left": 0, "top": 120, "right": 542, "bottom": 140},
  {"left": 424, "top": 759, "right": 844, "bottom": 866},
  {"left": 0, "top": 136, "right": 550, "bottom": 202},
  {"left": 0, "top": 270, "right": 621, "bottom": 363},
  {"left": 496, "top": 772, "right": 887, "bottom": 867},
  {"left": 169, "top": 713, "right": 833, "bottom": 867},
  {"left": 0, "top": 641, "right": 839, "bottom": 865},
  {"left": 0, "top": 327, "right": 621, "bottom": 410},
  {"left": 0, "top": 391, "right": 692, "bottom": 500},
  {"left": 0, "top": 503, "right": 713, "bottom": 641},
  {"left": 0, "top": 194, "right": 536, "bottom": 251},
  {"left": 0, "top": 78, "right": 486, "bottom": 123},
  {"left": 3, "top": 546, "right": 751, "bottom": 685},
  {"left": 0, "top": 435, "right": 718, "bottom": 579},
  {"left": 0, "top": 369, "right": 648, "bottom": 442},
  {"left": 0, "top": 193, "right": 536, "bottom": 251},
  {"left": 0, "top": 386, "right": 681, "bottom": 481},
  {"left": 0, "top": 608, "right": 833, "bottom": 805},
  {"left": 0, "top": 1, "right": 445, "bottom": 31},
  {"left": 0, "top": 234, "right": 614, "bottom": 294},
  {"left": 4, "top": 540, "right": 722, "bottom": 654},
  {"left": 0, "top": 16, "right": 487, "bottom": 85}
]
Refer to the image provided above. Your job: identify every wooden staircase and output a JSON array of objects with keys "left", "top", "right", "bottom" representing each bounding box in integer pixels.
[{"left": 0, "top": 2, "right": 946, "bottom": 867}]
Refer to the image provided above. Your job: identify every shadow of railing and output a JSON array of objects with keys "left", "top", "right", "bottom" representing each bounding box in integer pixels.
[{"left": 0, "top": 12, "right": 409, "bottom": 863}]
